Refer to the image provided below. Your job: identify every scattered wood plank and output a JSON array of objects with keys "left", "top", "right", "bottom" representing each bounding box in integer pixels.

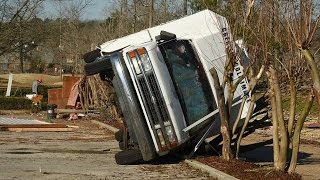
[
  {"left": 56, "top": 109, "right": 99, "bottom": 114},
  {"left": 0, "top": 124, "right": 77, "bottom": 132},
  {"left": 306, "top": 122, "right": 320, "bottom": 128},
  {"left": 1, "top": 127, "right": 74, "bottom": 132}
]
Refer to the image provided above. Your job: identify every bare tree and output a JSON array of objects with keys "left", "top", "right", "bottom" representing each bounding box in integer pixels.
[
  {"left": 148, "top": 0, "right": 154, "bottom": 27},
  {"left": 53, "top": 0, "right": 93, "bottom": 74},
  {"left": 243, "top": 0, "right": 319, "bottom": 173},
  {"left": 0, "top": 0, "right": 45, "bottom": 72},
  {"left": 183, "top": 0, "right": 188, "bottom": 15}
]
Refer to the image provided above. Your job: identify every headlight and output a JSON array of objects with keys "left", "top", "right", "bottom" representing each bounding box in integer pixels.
[
  {"left": 156, "top": 129, "right": 168, "bottom": 151},
  {"left": 140, "top": 53, "right": 152, "bottom": 72},
  {"left": 165, "top": 126, "right": 175, "bottom": 143},
  {"left": 130, "top": 56, "right": 141, "bottom": 74},
  {"left": 165, "top": 126, "right": 177, "bottom": 147}
]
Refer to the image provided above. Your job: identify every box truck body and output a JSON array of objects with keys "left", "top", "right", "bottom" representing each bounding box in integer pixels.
[{"left": 83, "top": 9, "right": 252, "bottom": 164}]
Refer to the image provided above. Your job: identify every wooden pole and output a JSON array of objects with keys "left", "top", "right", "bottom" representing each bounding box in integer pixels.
[{"left": 5, "top": 73, "right": 13, "bottom": 97}]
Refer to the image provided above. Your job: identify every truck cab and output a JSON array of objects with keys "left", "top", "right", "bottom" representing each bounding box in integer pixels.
[{"left": 83, "top": 10, "right": 252, "bottom": 164}]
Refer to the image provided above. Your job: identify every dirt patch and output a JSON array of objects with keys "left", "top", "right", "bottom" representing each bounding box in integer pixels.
[
  {"left": 87, "top": 110, "right": 124, "bottom": 130},
  {"left": 196, "top": 156, "right": 301, "bottom": 180},
  {"left": 98, "top": 118, "right": 124, "bottom": 130},
  {"left": 52, "top": 118, "right": 115, "bottom": 141}
]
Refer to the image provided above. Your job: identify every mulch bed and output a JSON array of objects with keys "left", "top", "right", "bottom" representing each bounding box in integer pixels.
[{"left": 196, "top": 156, "right": 301, "bottom": 180}]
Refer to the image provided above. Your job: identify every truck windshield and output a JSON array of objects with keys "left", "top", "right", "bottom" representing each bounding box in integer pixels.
[{"left": 159, "top": 40, "right": 214, "bottom": 126}]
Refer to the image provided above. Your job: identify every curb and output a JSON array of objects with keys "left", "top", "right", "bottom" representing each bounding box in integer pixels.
[
  {"left": 91, "top": 120, "right": 119, "bottom": 133},
  {"left": 92, "top": 120, "right": 238, "bottom": 179},
  {"left": 185, "top": 160, "right": 239, "bottom": 180}
]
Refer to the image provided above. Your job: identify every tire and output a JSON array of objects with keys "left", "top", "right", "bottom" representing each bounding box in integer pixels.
[
  {"left": 119, "top": 141, "right": 125, "bottom": 150},
  {"left": 115, "top": 128, "right": 124, "bottom": 142},
  {"left": 83, "top": 49, "right": 101, "bottom": 63},
  {"left": 84, "top": 56, "right": 112, "bottom": 76},
  {"left": 115, "top": 149, "right": 143, "bottom": 165}
]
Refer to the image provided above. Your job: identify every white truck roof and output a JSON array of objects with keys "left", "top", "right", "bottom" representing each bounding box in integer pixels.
[{"left": 99, "top": 9, "right": 228, "bottom": 53}]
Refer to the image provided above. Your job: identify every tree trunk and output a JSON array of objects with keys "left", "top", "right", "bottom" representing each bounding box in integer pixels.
[
  {"left": 270, "top": 66, "right": 288, "bottom": 171},
  {"left": 210, "top": 68, "right": 233, "bottom": 160},
  {"left": 288, "top": 94, "right": 314, "bottom": 174},
  {"left": 270, "top": 87, "right": 280, "bottom": 168},
  {"left": 232, "top": 96, "right": 247, "bottom": 135},
  {"left": 183, "top": 0, "right": 188, "bottom": 15},
  {"left": 132, "top": 0, "right": 137, "bottom": 33},
  {"left": 236, "top": 94, "right": 256, "bottom": 159},
  {"left": 302, "top": 49, "right": 320, "bottom": 118},
  {"left": 19, "top": 45, "right": 24, "bottom": 73},
  {"left": 149, "top": 0, "right": 154, "bottom": 28},
  {"left": 288, "top": 79, "right": 296, "bottom": 138}
]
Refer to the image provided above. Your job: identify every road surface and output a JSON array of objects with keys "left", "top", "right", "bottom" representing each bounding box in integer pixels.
[{"left": 0, "top": 120, "right": 213, "bottom": 180}]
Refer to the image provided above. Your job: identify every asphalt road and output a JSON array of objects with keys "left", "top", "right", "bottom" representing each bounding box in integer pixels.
[{"left": 0, "top": 121, "right": 213, "bottom": 180}]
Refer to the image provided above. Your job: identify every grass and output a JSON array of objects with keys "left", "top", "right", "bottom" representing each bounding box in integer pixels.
[
  {"left": 282, "top": 95, "right": 319, "bottom": 118},
  {"left": 0, "top": 73, "right": 64, "bottom": 88}
]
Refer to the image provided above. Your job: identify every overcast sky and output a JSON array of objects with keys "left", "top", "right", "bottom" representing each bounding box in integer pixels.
[{"left": 41, "top": 0, "right": 113, "bottom": 20}]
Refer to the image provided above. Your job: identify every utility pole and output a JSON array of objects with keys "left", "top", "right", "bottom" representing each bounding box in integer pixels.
[{"left": 58, "top": 0, "right": 64, "bottom": 80}]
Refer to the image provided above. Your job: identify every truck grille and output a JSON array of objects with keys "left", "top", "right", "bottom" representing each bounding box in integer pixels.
[{"left": 138, "top": 73, "right": 170, "bottom": 125}]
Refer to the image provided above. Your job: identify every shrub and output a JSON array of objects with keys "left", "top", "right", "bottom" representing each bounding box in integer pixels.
[
  {"left": 0, "top": 85, "right": 50, "bottom": 102},
  {"left": 0, "top": 97, "right": 33, "bottom": 110}
]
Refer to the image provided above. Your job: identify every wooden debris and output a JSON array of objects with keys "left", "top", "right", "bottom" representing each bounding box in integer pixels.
[
  {"left": 0, "top": 124, "right": 76, "bottom": 132},
  {"left": 306, "top": 122, "right": 320, "bottom": 128}
]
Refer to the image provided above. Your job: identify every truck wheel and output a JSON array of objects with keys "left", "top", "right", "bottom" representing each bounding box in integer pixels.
[
  {"left": 115, "top": 128, "right": 124, "bottom": 142},
  {"left": 83, "top": 49, "right": 101, "bottom": 63},
  {"left": 84, "top": 56, "right": 112, "bottom": 76},
  {"left": 115, "top": 149, "right": 143, "bottom": 165},
  {"left": 119, "top": 142, "right": 125, "bottom": 150}
]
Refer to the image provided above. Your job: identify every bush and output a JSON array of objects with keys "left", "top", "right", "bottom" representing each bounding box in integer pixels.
[
  {"left": 0, "top": 97, "right": 33, "bottom": 110},
  {"left": 0, "top": 85, "right": 50, "bottom": 102}
]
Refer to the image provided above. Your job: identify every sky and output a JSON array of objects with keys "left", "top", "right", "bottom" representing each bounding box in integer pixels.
[{"left": 41, "top": 0, "right": 113, "bottom": 20}]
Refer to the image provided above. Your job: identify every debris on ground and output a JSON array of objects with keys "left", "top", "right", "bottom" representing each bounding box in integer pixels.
[
  {"left": 305, "top": 121, "right": 320, "bottom": 128},
  {"left": 68, "top": 113, "right": 78, "bottom": 121},
  {"left": 0, "top": 116, "right": 77, "bottom": 132}
]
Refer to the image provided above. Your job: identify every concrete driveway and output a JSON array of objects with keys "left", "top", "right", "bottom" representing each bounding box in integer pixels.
[{"left": 0, "top": 120, "right": 212, "bottom": 180}]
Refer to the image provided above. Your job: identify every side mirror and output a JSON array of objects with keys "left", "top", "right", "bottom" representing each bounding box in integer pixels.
[{"left": 156, "top": 31, "right": 176, "bottom": 42}]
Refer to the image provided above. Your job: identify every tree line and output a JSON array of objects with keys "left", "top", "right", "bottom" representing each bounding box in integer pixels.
[{"left": 1, "top": 0, "right": 319, "bottom": 174}]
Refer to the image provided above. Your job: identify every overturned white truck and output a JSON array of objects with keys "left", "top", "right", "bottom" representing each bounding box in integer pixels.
[{"left": 83, "top": 9, "right": 252, "bottom": 164}]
